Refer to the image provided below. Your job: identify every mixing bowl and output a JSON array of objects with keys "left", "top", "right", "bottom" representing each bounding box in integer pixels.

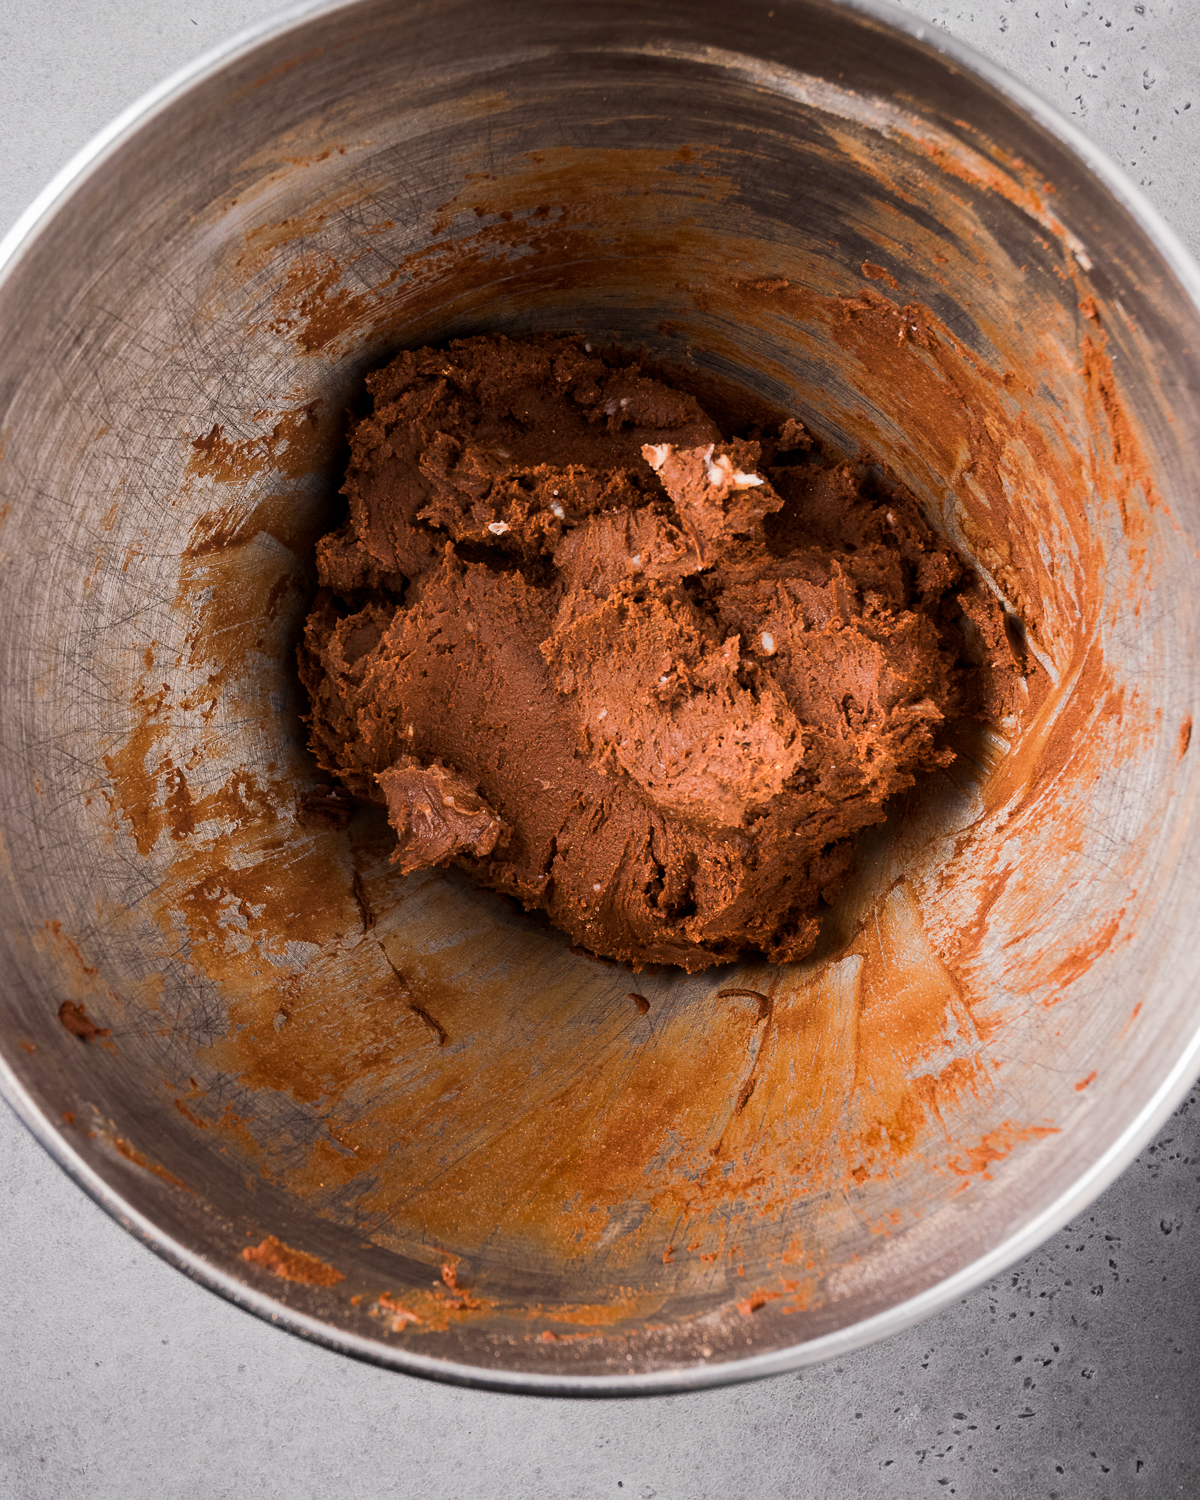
[{"left": 1, "top": 0, "right": 1199, "bottom": 1395}]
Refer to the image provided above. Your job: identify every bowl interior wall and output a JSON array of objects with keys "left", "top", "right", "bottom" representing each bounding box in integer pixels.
[{"left": 1, "top": 0, "right": 1198, "bottom": 1385}]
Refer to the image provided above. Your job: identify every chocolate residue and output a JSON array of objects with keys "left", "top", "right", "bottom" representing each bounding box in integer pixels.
[
  {"left": 440, "top": 1261, "right": 482, "bottom": 1308},
  {"left": 861, "top": 261, "right": 899, "bottom": 289},
  {"left": 57, "top": 1000, "right": 110, "bottom": 1043},
  {"left": 187, "top": 401, "right": 323, "bottom": 486},
  {"left": 113, "top": 1137, "right": 191, "bottom": 1193},
  {"left": 717, "top": 988, "right": 773, "bottom": 1020},
  {"left": 409, "top": 1001, "right": 449, "bottom": 1048},
  {"left": 299, "top": 334, "right": 1019, "bottom": 972},
  {"left": 241, "top": 1234, "right": 345, "bottom": 1287}
]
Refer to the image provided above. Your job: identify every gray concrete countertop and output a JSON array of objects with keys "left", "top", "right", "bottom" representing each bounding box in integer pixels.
[{"left": 2, "top": 3, "right": 1198, "bottom": 1496}]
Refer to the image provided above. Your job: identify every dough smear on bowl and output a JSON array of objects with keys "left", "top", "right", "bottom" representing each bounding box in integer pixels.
[{"left": 299, "top": 333, "right": 1019, "bottom": 971}]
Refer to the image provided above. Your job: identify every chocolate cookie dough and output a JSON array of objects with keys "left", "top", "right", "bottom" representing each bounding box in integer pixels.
[{"left": 300, "top": 334, "right": 1008, "bottom": 972}]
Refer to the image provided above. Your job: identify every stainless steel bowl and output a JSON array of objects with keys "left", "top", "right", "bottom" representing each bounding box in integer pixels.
[{"left": 2, "top": 0, "right": 1199, "bottom": 1395}]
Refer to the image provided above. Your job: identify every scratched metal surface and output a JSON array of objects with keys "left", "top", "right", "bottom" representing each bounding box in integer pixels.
[{"left": 0, "top": 0, "right": 1199, "bottom": 1393}]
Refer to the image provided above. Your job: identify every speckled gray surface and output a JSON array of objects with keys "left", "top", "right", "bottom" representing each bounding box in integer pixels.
[{"left": 2, "top": 3, "right": 1199, "bottom": 1496}]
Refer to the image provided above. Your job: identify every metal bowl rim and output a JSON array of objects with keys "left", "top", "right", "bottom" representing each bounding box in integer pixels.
[{"left": 2, "top": 0, "right": 1199, "bottom": 1395}]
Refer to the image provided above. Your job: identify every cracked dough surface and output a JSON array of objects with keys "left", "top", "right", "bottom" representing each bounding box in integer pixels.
[{"left": 299, "top": 333, "right": 1011, "bottom": 971}]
